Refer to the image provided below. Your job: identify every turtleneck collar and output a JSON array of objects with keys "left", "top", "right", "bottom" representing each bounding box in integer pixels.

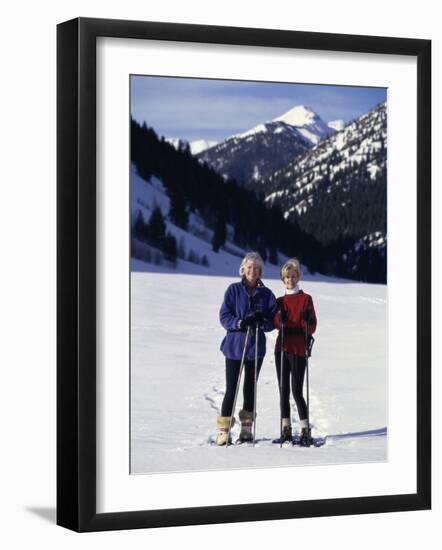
[{"left": 285, "top": 285, "right": 301, "bottom": 295}]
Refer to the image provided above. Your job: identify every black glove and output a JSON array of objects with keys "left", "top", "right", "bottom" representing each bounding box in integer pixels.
[
  {"left": 239, "top": 312, "right": 263, "bottom": 330},
  {"left": 279, "top": 308, "right": 287, "bottom": 324},
  {"left": 245, "top": 313, "right": 258, "bottom": 328},
  {"left": 305, "top": 334, "right": 315, "bottom": 357},
  {"left": 238, "top": 319, "right": 247, "bottom": 331},
  {"left": 238, "top": 314, "right": 256, "bottom": 331}
]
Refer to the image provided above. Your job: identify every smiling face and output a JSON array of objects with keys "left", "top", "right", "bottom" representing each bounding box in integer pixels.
[
  {"left": 283, "top": 267, "right": 300, "bottom": 290},
  {"left": 243, "top": 260, "right": 261, "bottom": 287}
]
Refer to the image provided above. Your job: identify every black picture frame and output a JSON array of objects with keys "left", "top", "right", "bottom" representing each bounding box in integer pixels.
[{"left": 57, "top": 17, "right": 431, "bottom": 532}]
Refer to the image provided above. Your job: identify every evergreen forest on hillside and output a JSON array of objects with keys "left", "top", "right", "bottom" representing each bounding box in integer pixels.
[{"left": 131, "top": 118, "right": 386, "bottom": 282}]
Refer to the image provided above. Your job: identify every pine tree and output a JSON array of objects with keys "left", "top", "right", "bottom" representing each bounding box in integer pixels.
[
  {"left": 163, "top": 233, "right": 178, "bottom": 265},
  {"left": 269, "top": 245, "right": 278, "bottom": 265},
  {"left": 178, "top": 236, "right": 186, "bottom": 259},
  {"left": 212, "top": 216, "right": 227, "bottom": 252},
  {"left": 133, "top": 210, "right": 147, "bottom": 242},
  {"left": 257, "top": 241, "right": 267, "bottom": 263},
  {"left": 148, "top": 206, "right": 166, "bottom": 248},
  {"left": 169, "top": 191, "right": 189, "bottom": 229}
]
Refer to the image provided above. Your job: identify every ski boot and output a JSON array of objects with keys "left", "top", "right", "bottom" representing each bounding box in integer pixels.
[
  {"left": 236, "top": 409, "right": 254, "bottom": 443},
  {"left": 299, "top": 427, "right": 313, "bottom": 447},
  {"left": 281, "top": 418, "right": 292, "bottom": 442},
  {"left": 215, "top": 416, "right": 234, "bottom": 446}
]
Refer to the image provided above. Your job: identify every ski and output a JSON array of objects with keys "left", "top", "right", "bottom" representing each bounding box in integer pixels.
[
  {"left": 292, "top": 434, "right": 327, "bottom": 447},
  {"left": 272, "top": 435, "right": 326, "bottom": 447},
  {"left": 209, "top": 436, "right": 266, "bottom": 446}
]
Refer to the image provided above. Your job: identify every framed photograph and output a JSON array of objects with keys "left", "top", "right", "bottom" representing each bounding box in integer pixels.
[{"left": 57, "top": 17, "right": 431, "bottom": 532}]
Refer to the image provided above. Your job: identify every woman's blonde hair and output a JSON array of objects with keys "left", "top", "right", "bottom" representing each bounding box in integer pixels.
[
  {"left": 280, "top": 258, "right": 302, "bottom": 281},
  {"left": 239, "top": 252, "right": 264, "bottom": 277}
]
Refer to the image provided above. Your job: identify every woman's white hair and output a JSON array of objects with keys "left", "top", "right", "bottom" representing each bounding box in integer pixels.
[
  {"left": 239, "top": 251, "right": 264, "bottom": 277},
  {"left": 280, "top": 258, "right": 302, "bottom": 281}
]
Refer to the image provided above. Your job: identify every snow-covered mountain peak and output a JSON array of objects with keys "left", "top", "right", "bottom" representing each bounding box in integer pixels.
[
  {"left": 273, "top": 105, "right": 318, "bottom": 127},
  {"left": 272, "top": 105, "right": 334, "bottom": 145},
  {"left": 232, "top": 105, "right": 322, "bottom": 141}
]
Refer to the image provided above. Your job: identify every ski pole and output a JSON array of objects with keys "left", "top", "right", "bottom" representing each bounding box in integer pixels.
[
  {"left": 303, "top": 311, "right": 311, "bottom": 447},
  {"left": 253, "top": 320, "right": 259, "bottom": 447},
  {"left": 226, "top": 326, "right": 251, "bottom": 448},
  {"left": 305, "top": 342, "right": 310, "bottom": 447},
  {"left": 279, "top": 320, "right": 284, "bottom": 448}
]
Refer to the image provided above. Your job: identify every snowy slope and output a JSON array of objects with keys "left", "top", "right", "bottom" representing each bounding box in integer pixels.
[
  {"left": 165, "top": 137, "right": 219, "bottom": 155},
  {"left": 131, "top": 164, "right": 287, "bottom": 277},
  {"left": 328, "top": 120, "right": 345, "bottom": 132},
  {"left": 130, "top": 267, "right": 387, "bottom": 474},
  {"left": 264, "top": 102, "right": 387, "bottom": 217},
  {"left": 196, "top": 121, "right": 311, "bottom": 187},
  {"left": 190, "top": 139, "right": 218, "bottom": 155}
]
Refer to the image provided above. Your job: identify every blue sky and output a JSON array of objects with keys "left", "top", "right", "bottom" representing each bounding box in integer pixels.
[{"left": 131, "top": 75, "right": 387, "bottom": 143}]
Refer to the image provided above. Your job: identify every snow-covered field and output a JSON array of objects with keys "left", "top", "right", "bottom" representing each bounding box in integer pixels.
[
  {"left": 130, "top": 162, "right": 387, "bottom": 474},
  {"left": 130, "top": 264, "right": 387, "bottom": 475}
]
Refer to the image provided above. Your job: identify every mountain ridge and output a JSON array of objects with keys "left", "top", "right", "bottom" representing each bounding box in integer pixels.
[{"left": 195, "top": 104, "right": 334, "bottom": 187}]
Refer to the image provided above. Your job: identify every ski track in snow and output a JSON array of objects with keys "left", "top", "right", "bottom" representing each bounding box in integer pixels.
[
  {"left": 131, "top": 270, "right": 387, "bottom": 474},
  {"left": 203, "top": 383, "right": 224, "bottom": 415}
]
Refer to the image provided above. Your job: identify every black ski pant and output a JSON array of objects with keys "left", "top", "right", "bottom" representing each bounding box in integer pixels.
[
  {"left": 221, "top": 357, "right": 263, "bottom": 417},
  {"left": 275, "top": 353, "right": 307, "bottom": 421}
]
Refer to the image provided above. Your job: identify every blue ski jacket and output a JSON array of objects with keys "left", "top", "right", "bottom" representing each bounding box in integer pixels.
[{"left": 219, "top": 278, "right": 277, "bottom": 360}]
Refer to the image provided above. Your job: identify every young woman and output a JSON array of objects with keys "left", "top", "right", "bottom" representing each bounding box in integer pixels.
[
  {"left": 216, "top": 252, "right": 276, "bottom": 445},
  {"left": 274, "top": 258, "right": 317, "bottom": 445}
]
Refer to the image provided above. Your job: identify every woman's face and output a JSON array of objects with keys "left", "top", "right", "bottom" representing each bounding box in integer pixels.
[
  {"left": 283, "top": 268, "right": 299, "bottom": 289},
  {"left": 243, "top": 260, "right": 261, "bottom": 286}
]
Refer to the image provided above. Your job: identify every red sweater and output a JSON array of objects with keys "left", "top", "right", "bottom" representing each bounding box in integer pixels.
[{"left": 274, "top": 290, "right": 317, "bottom": 356}]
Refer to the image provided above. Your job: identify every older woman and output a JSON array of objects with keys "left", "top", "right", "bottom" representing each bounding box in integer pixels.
[{"left": 216, "top": 252, "right": 276, "bottom": 445}]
